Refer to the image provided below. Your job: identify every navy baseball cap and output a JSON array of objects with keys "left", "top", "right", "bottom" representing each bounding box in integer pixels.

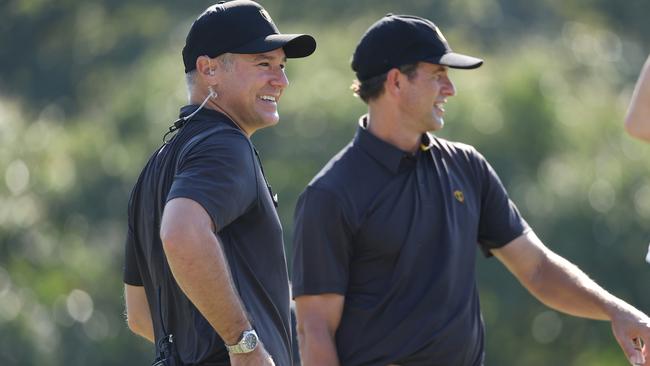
[
  {"left": 182, "top": 0, "right": 317, "bottom": 73},
  {"left": 352, "top": 14, "right": 483, "bottom": 81}
]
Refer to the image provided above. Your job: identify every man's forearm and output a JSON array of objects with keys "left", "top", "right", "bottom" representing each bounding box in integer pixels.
[
  {"left": 134, "top": 325, "right": 155, "bottom": 343},
  {"left": 530, "top": 249, "right": 650, "bottom": 365},
  {"left": 163, "top": 231, "right": 250, "bottom": 344},
  {"left": 496, "top": 233, "right": 650, "bottom": 364},
  {"left": 124, "top": 284, "right": 155, "bottom": 343},
  {"left": 298, "top": 328, "right": 340, "bottom": 366},
  {"left": 527, "top": 250, "right": 624, "bottom": 321}
]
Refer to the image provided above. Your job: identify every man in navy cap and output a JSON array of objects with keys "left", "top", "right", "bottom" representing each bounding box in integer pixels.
[
  {"left": 292, "top": 14, "right": 650, "bottom": 365},
  {"left": 122, "top": 1, "right": 315, "bottom": 365}
]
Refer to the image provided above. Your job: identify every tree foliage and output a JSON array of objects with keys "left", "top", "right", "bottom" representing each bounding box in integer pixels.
[{"left": 0, "top": 0, "right": 649, "bottom": 364}]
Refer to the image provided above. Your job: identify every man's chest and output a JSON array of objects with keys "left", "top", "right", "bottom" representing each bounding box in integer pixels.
[{"left": 352, "top": 156, "right": 481, "bottom": 262}]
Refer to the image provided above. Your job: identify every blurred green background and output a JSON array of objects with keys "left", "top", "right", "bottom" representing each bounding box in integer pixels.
[{"left": 1, "top": 0, "right": 649, "bottom": 364}]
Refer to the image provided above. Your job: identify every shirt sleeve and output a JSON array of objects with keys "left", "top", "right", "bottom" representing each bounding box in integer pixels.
[
  {"left": 167, "top": 131, "right": 258, "bottom": 231},
  {"left": 123, "top": 230, "right": 143, "bottom": 285},
  {"left": 291, "top": 186, "right": 354, "bottom": 297},
  {"left": 474, "top": 150, "right": 530, "bottom": 256},
  {"left": 123, "top": 200, "right": 143, "bottom": 285}
]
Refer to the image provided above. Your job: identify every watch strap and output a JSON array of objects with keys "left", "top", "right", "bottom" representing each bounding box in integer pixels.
[
  {"left": 226, "top": 343, "right": 245, "bottom": 354},
  {"left": 225, "top": 329, "right": 258, "bottom": 354}
]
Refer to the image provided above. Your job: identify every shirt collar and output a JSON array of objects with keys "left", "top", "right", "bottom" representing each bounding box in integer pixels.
[
  {"left": 354, "top": 115, "right": 435, "bottom": 174},
  {"left": 179, "top": 105, "right": 240, "bottom": 130}
]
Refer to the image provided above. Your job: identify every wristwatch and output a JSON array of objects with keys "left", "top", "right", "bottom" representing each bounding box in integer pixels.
[{"left": 225, "top": 329, "right": 259, "bottom": 354}]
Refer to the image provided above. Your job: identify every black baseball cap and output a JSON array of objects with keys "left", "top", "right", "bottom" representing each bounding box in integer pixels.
[
  {"left": 352, "top": 14, "right": 483, "bottom": 81},
  {"left": 182, "top": 0, "right": 316, "bottom": 73}
]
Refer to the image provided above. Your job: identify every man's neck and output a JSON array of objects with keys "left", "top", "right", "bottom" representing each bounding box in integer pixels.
[
  {"left": 366, "top": 105, "right": 422, "bottom": 154},
  {"left": 189, "top": 92, "right": 251, "bottom": 136}
]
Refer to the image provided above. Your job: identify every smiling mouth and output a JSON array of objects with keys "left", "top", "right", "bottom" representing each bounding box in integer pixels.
[
  {"left": 259, "top": 95, "right": 277, "bottom": 103},
  {"left": 434, "top": 102, "right": 445, "bottom": 113}
]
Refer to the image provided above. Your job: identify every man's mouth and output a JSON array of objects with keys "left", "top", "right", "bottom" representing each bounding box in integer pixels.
[{"left": 259, "top": 95, "right": 277, "bottom": 103}]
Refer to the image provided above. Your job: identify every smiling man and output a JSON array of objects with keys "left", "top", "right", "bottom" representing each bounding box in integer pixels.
[
  {"left": 291, "top": 14, "right": 650, "bottom": 366},
  {"left": 122, "top": 1, "right": 315, "bottom": 365}
]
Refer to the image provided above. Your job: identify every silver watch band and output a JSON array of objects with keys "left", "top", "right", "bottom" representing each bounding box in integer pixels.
[
  {"left": 226, "top": 343, "right": 246, "bottom": 354},
  {"left": 225, "top": 329, "right": 258, "bottom": 354}
]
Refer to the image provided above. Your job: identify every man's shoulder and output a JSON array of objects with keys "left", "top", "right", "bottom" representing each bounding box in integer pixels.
[
  {"left": 302, "top": 139, "right": 396, "bottom": 219},
  {"left": 308, "top": 141, "right": 368, "bottom": 192},
  {"left": 198, "top": 124, "right": 249, "bottom": 146},
  {"left": 431, "top": 136, "right": 477, "bottom": 153},
  {"left": 181, "top": 124, "right": 253, "bottom": 162},
  {"left": 430, "top": 136, "right": 484, "bottom": 162}
]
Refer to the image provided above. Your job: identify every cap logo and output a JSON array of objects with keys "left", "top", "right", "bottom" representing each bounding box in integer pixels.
[
  {"left": 259, "top": 9, "right": 273, "bottom": 23},
  {"left": 454, "top": 190, "right": 464, "bottom": 203},
  {"left": 434, "top": 26, "right": 448, "bottom": 43}
]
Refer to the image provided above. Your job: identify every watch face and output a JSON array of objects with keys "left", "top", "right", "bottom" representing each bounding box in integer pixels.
[{"left": 242, "top": 332, "right": 258, "bottom": 351}]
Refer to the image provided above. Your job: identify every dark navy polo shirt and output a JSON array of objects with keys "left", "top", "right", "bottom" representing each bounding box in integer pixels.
[
  {"left": 124, "top": 105, "right": 291, "bottom": 366},
  {"left": 292, "top": 116, "right": 529, "bottom": 366}
]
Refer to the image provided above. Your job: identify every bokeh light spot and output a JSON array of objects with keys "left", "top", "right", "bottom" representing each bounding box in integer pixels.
[
  {"left": 66, "top": 289, "right": 94, "bottom": 323},
  {"left": 5, "top": 160, "right": 30, "bottom": 196},
  {"left": 588, "top": 179, "right": 616, "bottom": 213},
  {"left": 531, "top": 310, "right": 563, "bottom": 344}
]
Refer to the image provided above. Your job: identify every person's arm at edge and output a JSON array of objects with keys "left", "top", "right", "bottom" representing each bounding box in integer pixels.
[
  {"left": 625, "top": 55, "right": 650, "bottom": 142},
  {"left": 492, "top": 230, "right": 650, "bottom": 365},
  {"left": 124, "top": 284, "right": 154, "bottom": 343},
  {"left": 295, "top": 293, "right": 344, "bottom": 366},
  {"left": 160, "top": 197, "right": 273, "bottom": 364}
]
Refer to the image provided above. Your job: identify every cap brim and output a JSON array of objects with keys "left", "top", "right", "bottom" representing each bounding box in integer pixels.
[
  {"left": 436, "top": 52, "right": 483, "bottom": 69},
  {"left": 230, "top": 34, "right": 316, "bottom": 58}
]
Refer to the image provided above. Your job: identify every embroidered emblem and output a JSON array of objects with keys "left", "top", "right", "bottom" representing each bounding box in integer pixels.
[
  {"left": 454, "top": 190, "right": 464, "bottom": 203},
  {"left": 259, "top": 9, "right": 273, "bottom": 23}
]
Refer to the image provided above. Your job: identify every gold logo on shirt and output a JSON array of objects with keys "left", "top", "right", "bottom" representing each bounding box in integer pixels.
[{"left": 454, "top": 190, "right": 464, "bottom": 203}]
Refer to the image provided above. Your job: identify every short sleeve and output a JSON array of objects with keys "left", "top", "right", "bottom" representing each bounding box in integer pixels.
[
  {"left": 167, "top": 131, "right": 257, "bottom": 231},
  {"left": 291, "top": 186, "right": 353, "bottom": 297},
  {"left": 474, "top": 151, "right": 530, "bottom": 255},
  {"left": 123, "top": 209, "right": 143, "bottom": 286}
]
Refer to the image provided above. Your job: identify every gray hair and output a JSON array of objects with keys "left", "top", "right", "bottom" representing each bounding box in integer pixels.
[
  {"left": 185, "top": 70, "right": 198, "bottom": 98},
  {"left": 184, "top": 53, "right": 235, "bottom": 98}
]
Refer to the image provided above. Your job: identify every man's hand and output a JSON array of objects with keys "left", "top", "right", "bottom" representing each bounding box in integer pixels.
[
  {"left": 230, "top": 344, "right": 275, "bottom": 366},
  {"left": 609, "top": 303, "right": 650, "bottom": 365}
]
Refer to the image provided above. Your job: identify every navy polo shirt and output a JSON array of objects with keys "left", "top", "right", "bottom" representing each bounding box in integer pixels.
[
  {"left": 124, "top": 106, "right": 291, "bottom": 366},
  {"left": 292, "top": 116, "right": 529, "bottom": 366}
]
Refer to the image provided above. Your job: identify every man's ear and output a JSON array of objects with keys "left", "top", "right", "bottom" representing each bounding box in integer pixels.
[
  {"left": 196, "top": 55, "right": 218, "bottom": 81},
  {"left": 385, "top": 68, "right": 404, "bottom": 97}
]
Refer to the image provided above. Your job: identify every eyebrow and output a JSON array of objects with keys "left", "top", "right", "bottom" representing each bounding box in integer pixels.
[{"left": 251, "top": 54, "right": 287, "bottom": 63}]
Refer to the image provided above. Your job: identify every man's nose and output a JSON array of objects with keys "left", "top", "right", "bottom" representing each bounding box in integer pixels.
[
  {"left": 441, "top": 76, "right": 456, "bottom": 96},
  {"left": 271, "top": 69, "right": 289, "bottom": 88}
]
